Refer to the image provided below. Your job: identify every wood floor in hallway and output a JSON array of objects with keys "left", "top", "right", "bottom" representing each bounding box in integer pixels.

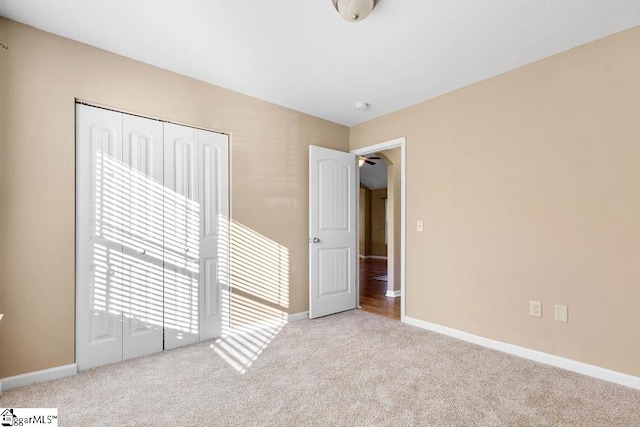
[{"left": 359, "top": 257, "right": 400, "bottom": 320}]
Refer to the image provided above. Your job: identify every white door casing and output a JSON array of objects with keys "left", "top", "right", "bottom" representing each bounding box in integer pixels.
[{"left": 309, "top": 145, "right": 358, "bottom": 318}]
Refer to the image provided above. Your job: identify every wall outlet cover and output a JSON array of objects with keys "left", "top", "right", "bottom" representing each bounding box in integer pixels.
[{"left": 530, "top": 301, "right": 542, "bottom": 317}]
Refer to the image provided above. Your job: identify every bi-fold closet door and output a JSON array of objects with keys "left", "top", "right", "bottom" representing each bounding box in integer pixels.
[{"left": 76, "top": 104, "right": 228, "bottom": 371}]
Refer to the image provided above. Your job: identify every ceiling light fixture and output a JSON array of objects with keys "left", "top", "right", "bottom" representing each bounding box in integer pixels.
[
  {"left": 355, "top": 101, "right": 369, "bottom": 111},
  {"left": 332, "top": 0, "right": 376, "bottom": 22}
]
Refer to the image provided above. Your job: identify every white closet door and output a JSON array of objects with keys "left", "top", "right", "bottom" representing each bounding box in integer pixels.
[
  {"left": 198, "top": 130, "right": 228, "bottom": 341},
  {"left": 121, "top": 114, "right": 164, "bottom": 360},
  {"left": 76, "top": 104, "right": 124, "bottom": 370},
  {"left": 78, "top": 105, "right": 229, "bottom": 367},
  {"left": 163, "top": 123, "right": 228, "bottom": 348},
  {"left": 163, "top": 123, "right": 201, "bottom": 349}
]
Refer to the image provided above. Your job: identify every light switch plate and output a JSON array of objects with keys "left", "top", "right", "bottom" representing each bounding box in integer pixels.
[
  {"left": 555, "top": 305, "right": 568, "bottom": 322},
  {"left": 417, "top": 220, "right": 424, "bottom": 232}
]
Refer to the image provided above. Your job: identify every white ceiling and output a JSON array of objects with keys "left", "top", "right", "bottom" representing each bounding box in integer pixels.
[
  {"left": 360, "top": 157, "right": 387, "bottom": 190},
  {"left": 2, "top": 1, "right": 640, "bottom": 126}
]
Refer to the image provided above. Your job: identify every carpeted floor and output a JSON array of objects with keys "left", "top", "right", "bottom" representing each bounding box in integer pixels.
[{"left": 1, "top": 310, "right": 639, "bottom": 426}]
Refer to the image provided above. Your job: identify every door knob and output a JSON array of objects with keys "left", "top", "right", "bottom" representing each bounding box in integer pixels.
[{"left": 313, "top": 237, "right": 320, "bottom": 244}]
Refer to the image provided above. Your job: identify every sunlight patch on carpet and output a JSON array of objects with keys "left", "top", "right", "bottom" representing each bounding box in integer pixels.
[
  {"left": 210, "top": 220, "right": 290, "bottom": 374},
  {"left": 210, "top": 315, "right": 287, "bottom": 374}
]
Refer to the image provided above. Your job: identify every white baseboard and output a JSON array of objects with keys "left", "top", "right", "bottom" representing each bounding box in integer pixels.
[
  {"left": 404, "top": 316, "right": 640, "bottom": 390},
  {"left": 288, "top": 311, "right": 309, "bottom": 322},
  {"left": 0, "top": 363, "right": 77, "bottom": 395},
  {"left": 385, "top": 289, "right": 401, "bottom": 298}
]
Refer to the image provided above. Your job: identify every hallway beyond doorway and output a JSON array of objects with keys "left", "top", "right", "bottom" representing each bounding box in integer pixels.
[{"left": 359, "top": 258, "right": 400, "bottom": 320}]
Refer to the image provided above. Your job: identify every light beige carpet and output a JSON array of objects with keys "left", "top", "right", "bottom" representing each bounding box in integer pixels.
[{"left": 1, "top": 310, "right": 639, "bottom": 426}]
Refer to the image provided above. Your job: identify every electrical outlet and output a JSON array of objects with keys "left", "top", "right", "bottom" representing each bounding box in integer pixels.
[
  {"left": 529, "top": 301, "right": 542, "bottom": 318},
  {"left": 417, "top": 220, "right": 424, "bottom": 232},
  {"left": 555, "top": 305, "right": 568, "bottom": 322}
]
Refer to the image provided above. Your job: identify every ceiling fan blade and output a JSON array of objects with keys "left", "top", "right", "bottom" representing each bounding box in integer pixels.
[
  {"left": 368, "top": 157, "right": 381, "bottom": 160},
  {"left": 365, "top": 160, "right": 376, "bottom": 165}
]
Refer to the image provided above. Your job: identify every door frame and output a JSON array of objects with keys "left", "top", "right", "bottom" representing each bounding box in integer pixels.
[{"left": 351, "top": 137, "right": 406, "bottom": 321}]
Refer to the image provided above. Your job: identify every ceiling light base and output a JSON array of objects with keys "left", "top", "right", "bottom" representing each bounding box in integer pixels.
[{"left": 332, "top": 0, "right": 376, "bottom": 22}]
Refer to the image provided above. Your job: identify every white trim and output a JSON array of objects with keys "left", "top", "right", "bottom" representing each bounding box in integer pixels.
[
  {"left": 360, "top": 255, "right": 387, "bottom": 260},
  {"left": 0, "top": 364, "right": 78, "bottom": 395},
  {"left": 351, "top": 137, "right": 406, "bottom": 322},
  {"left": 355, "top": 162, "right": 360, "bottom": 310},
  {"left": 404, "top": 316, "right": 640, "bottom": 390},
  {"left": 351, "top": 137, "right": 405, "bottom": 156},
  {"left": 385, "top": 289, "right": 402, "bottom": 298},
  {"left": 288, "top": 311, "right": 309, "bottom": 322}
]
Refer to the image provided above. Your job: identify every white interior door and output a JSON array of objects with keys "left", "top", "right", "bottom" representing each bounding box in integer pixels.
[
  {"left": 309, "top": 145, "right": 358, "bottom": 318},
  {"left": 76, "top": 104, "right": 124, "bottom": 370},
  {"left": 121, "top": 114, "right": 164, "bottom": 360}
]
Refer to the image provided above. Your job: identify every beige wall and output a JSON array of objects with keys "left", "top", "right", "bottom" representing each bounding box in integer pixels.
[
  {"left": 359, "top": 185, "right": 372, "bottom": 256},
  {"left": 3, "top": 16, "right": 639, "bottom": 381},
  {"left": 369, "top": 189, "right": 387, "bottom": 257},
  {"left": 0, "top": 18, "right": 349, "bottom": 378},
  {"left": 0, "top": 25, "right": 8, "bottom": 330},
  {"left": 351, "top": 26, "right": 640, "bottom": 376},
  {"left": 359, "top": 184, "right": 387, "bottom": 258}
]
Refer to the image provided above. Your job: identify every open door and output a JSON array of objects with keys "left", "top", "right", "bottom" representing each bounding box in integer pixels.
[{"left": 309, "top": 145, "right": 358, "bottom": 318}]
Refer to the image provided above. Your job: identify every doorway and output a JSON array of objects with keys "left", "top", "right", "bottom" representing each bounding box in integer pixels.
[
  {"left": 358, "top": 153, "right": 399, "bottom": 319},
  {"left": 352, "top": 138, "right": 406, "bottom": 321}
]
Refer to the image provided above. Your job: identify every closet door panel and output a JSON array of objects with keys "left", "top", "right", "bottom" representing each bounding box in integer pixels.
[
  {"left": 163, "top": 123, "right": 200, "bottom": 349},
  {"left": 122, "top": 115, "right": 164, "bottom": 360},
  {"left": 76, "top": 104, "right": 124, "bottom": 370},
  {"left": 198, "top": 130, "right": 229, "bottom": 340},
  {"left": 78, "top": 106, "right": 228, "bottom": 367}
]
